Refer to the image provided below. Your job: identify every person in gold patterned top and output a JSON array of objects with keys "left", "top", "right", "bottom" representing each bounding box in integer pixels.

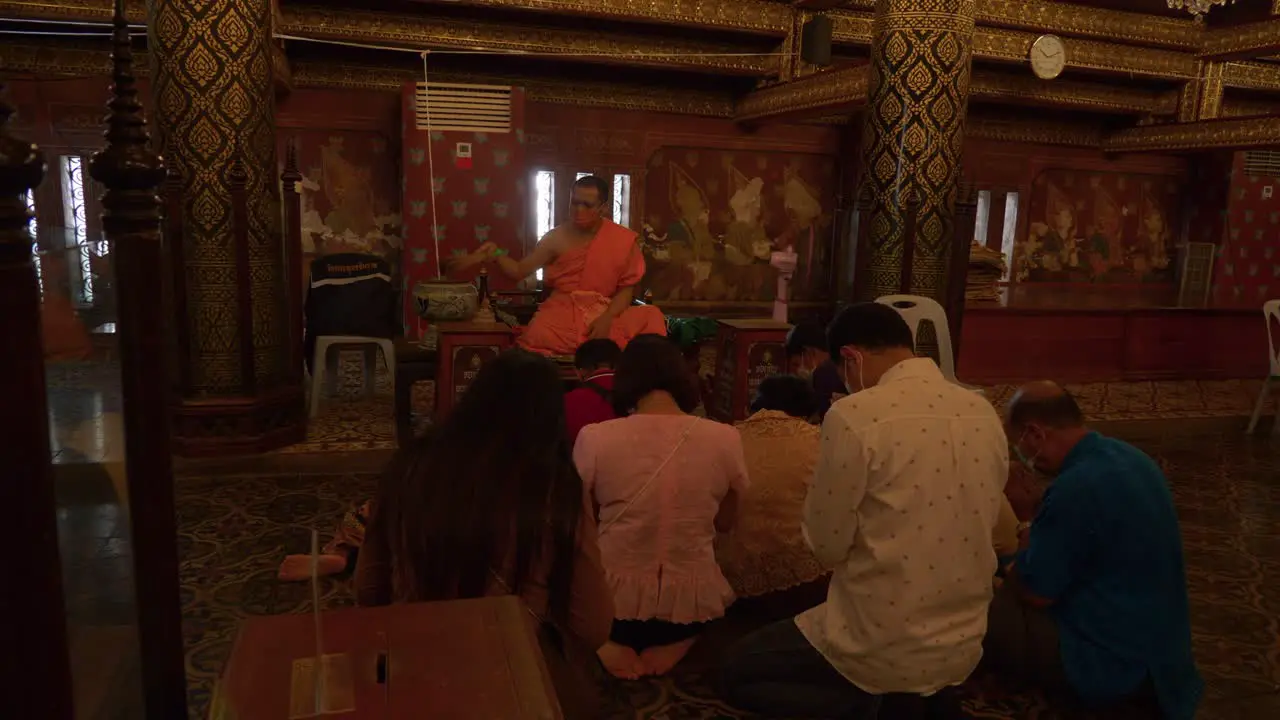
[{"left": 717, "top": 375, "right": 825, "bottom": 599}]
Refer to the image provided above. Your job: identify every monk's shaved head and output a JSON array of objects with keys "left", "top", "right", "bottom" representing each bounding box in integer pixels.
[{"left": 1007, "top": 381, "right": 1084, "bottom": 430}]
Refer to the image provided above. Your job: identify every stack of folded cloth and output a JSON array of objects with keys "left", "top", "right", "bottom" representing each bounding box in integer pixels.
[{"left": 966, "top": 243, "right": 1005, "bottom": 302}]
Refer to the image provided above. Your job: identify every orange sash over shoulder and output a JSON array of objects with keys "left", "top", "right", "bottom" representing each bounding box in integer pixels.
[{"left": 519, "top": 220, "right": 666, "bottom": 356}]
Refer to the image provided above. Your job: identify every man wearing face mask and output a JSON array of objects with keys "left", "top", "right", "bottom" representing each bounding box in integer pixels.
[
  {"left": 784, "top": 321, "right": 845, "bottom": 421},
  {"left": 986, "top": 382, "right": 1201, "bottom": 720},
  {"left": 720, "top": 302, "right": 1009, "bottom": 718},
  {"left": 451, "top": 175, "right": 666, "bottom": 356}
]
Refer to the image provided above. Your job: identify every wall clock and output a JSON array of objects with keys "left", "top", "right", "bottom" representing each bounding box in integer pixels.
[{"left": 1029, "top": 34, "right": 1066, "bottom": 81}]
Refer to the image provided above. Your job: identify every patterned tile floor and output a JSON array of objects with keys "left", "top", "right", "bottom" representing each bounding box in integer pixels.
[{"left": 53, "top": 431, "right": 1280, "bottom": 719}]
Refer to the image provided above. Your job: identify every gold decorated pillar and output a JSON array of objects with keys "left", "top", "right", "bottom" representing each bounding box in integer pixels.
[
  {"left": 149, "top": 0, "right": 304, "bottom": 454},
  {"left": 855, "top": 0, "right": 975, "bottom": 305}
]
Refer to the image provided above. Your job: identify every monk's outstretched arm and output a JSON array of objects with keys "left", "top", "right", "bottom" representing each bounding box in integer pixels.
[{"left": 492, "top": 237, "right": 556, "bottom": 281}]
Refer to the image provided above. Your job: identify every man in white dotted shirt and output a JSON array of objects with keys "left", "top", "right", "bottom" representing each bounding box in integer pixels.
[{"left": 720, "top": 302, "right": 1009, "bottom": 718}]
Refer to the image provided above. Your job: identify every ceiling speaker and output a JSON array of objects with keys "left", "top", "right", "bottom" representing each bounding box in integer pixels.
[{"left": 801, "top": 15, "right": 833, "bottom": 66}]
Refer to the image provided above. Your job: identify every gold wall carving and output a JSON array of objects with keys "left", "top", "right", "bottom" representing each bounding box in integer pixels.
[
  {"left": 278, "top": 6, "right": 776, "bottom": 76},
  {"left": 859, "top": 0, "right": 975, "bottom": 303},
  {"left": 152, "top": 0, "right": 287, "bottom": 395},
  {"left": 1202, "top": 18, "right": 1280, "bottom": 60},
  {"left": 1104, "top": 117, "right": 1280, "bottom": 153},
  {"left": 735, "top": 65, "right": 870, "bottom": 123},
  {"left": 380, "top": 0, "right": 791, "bottom": 35}
]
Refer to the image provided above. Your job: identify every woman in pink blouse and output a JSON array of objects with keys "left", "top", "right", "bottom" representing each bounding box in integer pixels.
[{"left": 574, "top": 335, "right": 748, "bottom": 679}]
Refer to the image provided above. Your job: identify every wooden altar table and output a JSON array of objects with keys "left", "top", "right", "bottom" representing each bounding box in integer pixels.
[
  {"left": 212, "top": 596, "right": 562, "bottom": 719},
  {"left": 709, "top": 318, "right": 791, "bottom": 423}
]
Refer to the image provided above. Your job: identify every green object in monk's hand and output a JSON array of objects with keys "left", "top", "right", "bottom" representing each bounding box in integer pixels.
[{"left": 490, "top": 248, "right": 509, "bottom": 257}]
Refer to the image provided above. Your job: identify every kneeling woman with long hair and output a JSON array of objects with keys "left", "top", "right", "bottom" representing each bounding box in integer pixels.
[
  {"left": 575, "top": 335, "right": 748, "bottom": 679},
  {"left": 356, "top": 349, "right": 614, "bottom": 717}
]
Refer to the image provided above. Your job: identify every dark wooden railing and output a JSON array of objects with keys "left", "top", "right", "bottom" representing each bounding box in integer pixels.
[
  {"left": 0, "top": 81, "right": 76, "bottom": 720},
  {"left": 87, "top": 0, "right": 188, "bottom": 715}
]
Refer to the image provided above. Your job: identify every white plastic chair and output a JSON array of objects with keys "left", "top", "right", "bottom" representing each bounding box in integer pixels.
[
  {"left": 1245, "top": 299, "right": 1280, "bottom": 435},
  {"left": 309, "top": 336, "right": 396, "bottom": 419},
  {"left": 875, "top": 294, "right": 982, "bottom": 394}
]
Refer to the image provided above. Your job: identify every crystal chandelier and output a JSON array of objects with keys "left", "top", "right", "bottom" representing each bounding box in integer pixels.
[{"left": 1167, "top": 0, "right": 1234, "bottom": 16}]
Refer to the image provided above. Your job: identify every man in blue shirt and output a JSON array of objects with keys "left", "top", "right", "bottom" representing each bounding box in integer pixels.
[{"left": 986, "top": 381, "right": 1202, "bottom": 720}]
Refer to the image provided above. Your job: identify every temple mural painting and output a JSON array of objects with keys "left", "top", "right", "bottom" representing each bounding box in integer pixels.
[
  {"left": 282, "top": 132, "right": 403, "bottom": 280},
  {"left": 1015, "top": 170, "right": 1178, "bottom": 286},
  {"left": 640, "top": 148, "right": 836, "bottom": 302}
]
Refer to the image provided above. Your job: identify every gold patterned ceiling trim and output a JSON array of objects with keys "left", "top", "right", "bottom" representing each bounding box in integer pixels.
[
  {"left": 831, "top": 2, "right": 1199, "bottom": 51},
  {"left": 732, "top": 63, "right": 1175, "bottom": 125},
  {"left": 0, "top": 0, "right": 142, "bottom": 22},
  {"left": 967, "top": 114, "right": 1103, "bottom": 148},
  {"left": 975, "top": 1, "right": 1199, "bottom": 51},
  {"left": 972, "top": 28, "right": 1198, "bottom": 80},
  {"left": 1201, "top": 18, "right": 1280, "bottom": 60},
  {"left": 1104, "top": 117, "right": 1280, "bottom": 153},
  {"left": 832, "top": 12, "right": 1198, "bottom": 81},
  {"left": 278, "top": 6, "right": 775, "bottom": 76},
  {"left": 1222, "top": 61, "right": 1280, "bottom": 92},
  {"left": 734, "top": 64, "right": 869, "bottom": 123},
  {"left": 291, "top": 60, "right": 737, "bottom": 117},
  {"left": 1221, "top": 97, "right": 1280, "bottom": 118},
  {"left": 407, "top": 0, "right": 790, "bottom": 36},
  {"left": 968, "top": 72, "right": 1176, "bottom": 115},
  {"left": 0, "top": 39, "right": 121, "bottom": 76}
]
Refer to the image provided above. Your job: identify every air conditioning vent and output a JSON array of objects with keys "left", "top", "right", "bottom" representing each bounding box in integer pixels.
[
  {"left": 1242, "top": 150, "right": 1280, "bottom": 178},
  {"left": 413, "top": 82, "right": 512, "bottom": 133}
]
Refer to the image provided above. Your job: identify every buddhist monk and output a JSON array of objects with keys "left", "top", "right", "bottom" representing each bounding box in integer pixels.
[{"left": 452, "top": 175, "right": 666, "bottom": 356}]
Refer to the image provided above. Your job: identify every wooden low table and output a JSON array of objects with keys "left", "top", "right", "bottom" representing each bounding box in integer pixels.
[
  {"left": 709, "top": 318, "right": 792, "bottom": 423},
  {"left": 393, "top": 338, "right": 437, "bottom": 448},
  {"left": 211, "top": 596, "right": 562, "bottom": 719},
  {"left": 433, "top": 322, "right": 516, "bottom": 424}
]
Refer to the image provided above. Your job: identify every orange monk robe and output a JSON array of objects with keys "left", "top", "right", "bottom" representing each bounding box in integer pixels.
[{"left": 518, "top": 219, "right": 667, "bottom": 357}]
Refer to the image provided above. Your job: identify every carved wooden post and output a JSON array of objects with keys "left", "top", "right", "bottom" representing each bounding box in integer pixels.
[
  {"left": 229, "top": 152, "right": 256, "bottom": 393},
  {"left": 87, "top": 2, "right": 188, "bottom": 716},
  {"left": 280, "top": 139, "right": 304, "bottom": 384},
  {"left": 0, "top": 82, "right": 75, "bottom": 720}
]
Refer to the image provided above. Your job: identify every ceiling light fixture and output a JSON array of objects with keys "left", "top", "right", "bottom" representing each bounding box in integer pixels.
[{"left": 1166, "top": 0, "right": 1235, "bottom": 17}]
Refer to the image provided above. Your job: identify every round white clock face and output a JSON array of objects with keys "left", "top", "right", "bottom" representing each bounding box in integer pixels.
[{"left": 1030, "top": 34, "right": 1066, "bottom": 80}]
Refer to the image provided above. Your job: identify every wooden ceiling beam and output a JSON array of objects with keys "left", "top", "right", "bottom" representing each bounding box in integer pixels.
[
  {"left": 0, "top": 0, "right": 143, "bottom": 23},
  {"left": 1201, "top": 18, "right": 1280, "bottom": 60},
  {"left": 276, "top": 6, "right": 777, "bottom": 76},
  {"left": 831, "top": 11, "right": 1280, "bottom": 91},
  {"left": 734, "top": 65, "right": 1175, "bottom": 125},
  {"left": 407, "top": 0, "right": 790, "bottom": 36},
  {"left": 734, "top": 64, "right": 870, "bottom": 123},
  {"left": 1103, "top": 116, "right": 1280, "bottom": 152},
  {"left": 830, "top": 0, "right": 1200, "bottom": 51}
]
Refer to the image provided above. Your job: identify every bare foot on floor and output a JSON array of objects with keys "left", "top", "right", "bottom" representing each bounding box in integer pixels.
[
  {"left": 277, "top": 554, "right": 347, "bottom": 581},
  {"left": 597, "top": 642, "right": 644, "bottom": 680},
  {"left": 638, "top": 637, "right": 697, "bottom": 676}
]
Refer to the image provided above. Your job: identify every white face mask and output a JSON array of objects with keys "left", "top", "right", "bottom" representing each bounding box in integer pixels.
[{"left": 840, "top": 351, "right": 865, "bottom": 394}]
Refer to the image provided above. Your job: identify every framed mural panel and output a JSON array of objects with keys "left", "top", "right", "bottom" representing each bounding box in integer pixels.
[{"left": 639, "top": 147, "right": 838, "bottom": 304}]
